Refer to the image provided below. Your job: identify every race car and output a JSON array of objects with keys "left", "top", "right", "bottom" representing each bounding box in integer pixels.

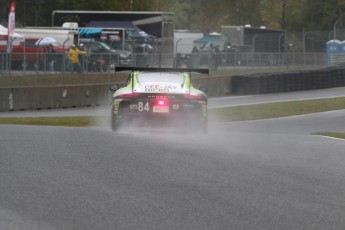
[{"left": 110, "top": 67, "right": 209, "bottom": 132}]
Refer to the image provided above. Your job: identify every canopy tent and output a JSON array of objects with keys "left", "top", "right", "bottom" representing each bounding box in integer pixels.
[
  {"left": 65, "top": 27, "right": 102, "bottom": 38},
  {"left": 193, "top": 33, "right": 224, "bottom": 45},
  {"left": 87, "top": 20, "right": 150, "bottom": 38},
  {"left": 0, "top": 24, "right": 24, "bottom": 39},
  {"left": 193, "top": 32, "right": 226, "bottom": 51},
  {"left": 88, "top": 20, "right": 137, "bottom": 29}
]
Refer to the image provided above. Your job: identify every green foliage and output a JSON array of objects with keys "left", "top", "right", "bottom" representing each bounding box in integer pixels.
[
  {"left": 0, "top": 0, "right": 344, "bottom": 33},
  {"left": 259, "top": 0, "right": 283, "bottom": 29}
]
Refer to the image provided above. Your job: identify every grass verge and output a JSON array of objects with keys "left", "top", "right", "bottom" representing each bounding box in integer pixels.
[
  {"left": 208, "top": 97, "right": 345, "bottom": 122},
  {"left": 0, "top": 116, "right": 105, "bottom": 127},
  {"left": 312, "top": 132, "right": 345, "bottom": 140}
]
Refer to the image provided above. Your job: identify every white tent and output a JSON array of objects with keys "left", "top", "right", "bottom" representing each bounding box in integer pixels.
[
  {"left": 0, "top": 24, "right": 24, "bottom": 38},
  {"left": 0, "top": 24, "right": 25, "bottom": 69}
]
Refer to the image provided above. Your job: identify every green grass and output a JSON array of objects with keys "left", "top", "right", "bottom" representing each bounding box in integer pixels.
[
  {"left": 312, "top": 132, "right": 345, "bottom": 140},
  {"left": 208, "top": 97, "right": 345, "bottom": 122},
  {"left": 0, "top": 116, "right": 107, "bottom": 127}
]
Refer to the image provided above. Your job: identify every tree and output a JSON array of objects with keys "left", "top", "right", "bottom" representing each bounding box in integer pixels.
[
  {"left": 0, "top": 0, "right": 343, "bottom": 33},
  {"left": 259, "top": 0, "right": 285, "bottom": 29}
]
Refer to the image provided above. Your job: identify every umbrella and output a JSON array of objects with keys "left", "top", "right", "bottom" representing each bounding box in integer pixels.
[
  {"left": 35, "top": 37, "right": 57, "bottom": 46},
  {"left": 140, "top": 43, "right": 153, "bottom": 49}
]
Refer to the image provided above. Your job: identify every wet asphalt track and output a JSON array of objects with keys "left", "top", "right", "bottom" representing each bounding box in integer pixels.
[{"left": 0, "top": 87, "right": 345, "bottom": 230}]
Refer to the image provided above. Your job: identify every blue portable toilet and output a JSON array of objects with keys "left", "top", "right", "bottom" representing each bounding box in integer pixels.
[
  {"left": 339, "top": 40, "right": 345, "bottom": 52},
  {"left": 326, "top": 40, "right": 341, "bottom": 65}
]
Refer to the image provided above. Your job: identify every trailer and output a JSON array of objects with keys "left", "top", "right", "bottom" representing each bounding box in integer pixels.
[
  {"left": 221, "top": 25, "right": 284, "bottom": 53},
  {"left": 221, "top": 25, "right": 285, "bottom": 65}
]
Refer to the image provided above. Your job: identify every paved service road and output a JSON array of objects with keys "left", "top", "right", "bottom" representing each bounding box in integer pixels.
[{"left": 0, "top": 87, "right": 345, "bottom": 230}]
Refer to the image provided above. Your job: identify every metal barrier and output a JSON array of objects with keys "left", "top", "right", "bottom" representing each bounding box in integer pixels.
[{"left": 231, "top": 67, "right": 345, "bottom": 95}]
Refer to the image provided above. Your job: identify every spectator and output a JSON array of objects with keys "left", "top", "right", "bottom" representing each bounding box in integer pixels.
[
  {"left": 208, "top": 43, "right": 215, "bottom": 70},
  {"left": 175, "top": 53, "right": 183, "bottom": 68},
  {"left": 47, "top": 44, "right": 56, "bottom": 73},
  {"left": 39, "top": 47, "right": 46, "bottom": 71},
  {"left": 67, "top": 44, "right": 86, "bottom": 73},
  {"left": 78, "top": 43, "right": 87, "bottom": 72},
  {"left": 214, "top": 45, "right": 221, "bottom": 70},
  {"left": 191, "top": 46, "right": 199, "bottom": 68}
]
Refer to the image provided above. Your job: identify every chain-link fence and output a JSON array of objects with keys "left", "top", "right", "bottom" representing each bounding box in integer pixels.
[
  {"left": 0, "top": 51, "right": 326, "bottom": 75},
  {"left": 1, "top": 28, "right": 339, "bottom": 76},
  {"left": 174, "top": 29, "right": 339, "bottom": 69}
]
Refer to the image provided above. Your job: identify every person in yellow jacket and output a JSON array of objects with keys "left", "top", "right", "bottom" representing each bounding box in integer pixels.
[{"left": 67, "top": 44, "right": 86, "bottom": 73}]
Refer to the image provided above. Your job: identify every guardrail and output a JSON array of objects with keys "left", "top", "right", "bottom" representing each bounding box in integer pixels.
[
  {"left": 0, "top": 85, "right": 112, "bottom": 112},
  {"left": 231, "top": 67, "right": 345, "bottom": 95}
]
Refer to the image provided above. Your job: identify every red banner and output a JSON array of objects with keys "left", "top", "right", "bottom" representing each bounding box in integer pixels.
[{"left": 7, "top": 1, "right": 16, "bottom": 53}]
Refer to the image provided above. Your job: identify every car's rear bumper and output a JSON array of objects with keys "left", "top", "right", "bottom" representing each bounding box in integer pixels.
[{"left": 112, "top": 106, "right": 207, "bottom": 130}]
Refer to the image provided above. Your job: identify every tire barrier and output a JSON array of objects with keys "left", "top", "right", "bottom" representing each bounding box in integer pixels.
[
  {"left": 192, "top": 76, "right": 232, "bottom": 97},
  {"left": 231, "top": 67, "right": 345, "bottom": 95}
]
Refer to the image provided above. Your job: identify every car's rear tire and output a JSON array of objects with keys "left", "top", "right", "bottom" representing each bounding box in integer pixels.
[
  {"left": 110, "top": 109, "right": 121, "bottom": 132},
  {"left": 111, "top": 116, "right": 120, "bottom": 131}
]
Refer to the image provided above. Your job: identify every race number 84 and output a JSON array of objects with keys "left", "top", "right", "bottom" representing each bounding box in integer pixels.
[
  {"left": 130, "top": 102, "right": 150, "bottom": 112},
  {"left": 138, "top": 102, "right": 150, "bottom": 112}
]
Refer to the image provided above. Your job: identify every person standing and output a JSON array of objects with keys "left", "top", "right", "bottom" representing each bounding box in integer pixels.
[
  {"left": 47, "top": 44, "right": 56, "bottom": 73},
  {"left": 208, "top": 43, "right": 215, "bottom": 70},
  {"left": 214, "top": 45, "right": 221, "bottom": 70},
  {"left": 78, "top": 43, "right": 87, "bottom": 72},
  {"left": 175, "top": 53, "right": 183, "bottom": 68},
  {"left": 67, "top": 44, "right": 86, "bottom": 73},
  {"left": 191, "top": 45, "right": 199, "bottom": 68}
]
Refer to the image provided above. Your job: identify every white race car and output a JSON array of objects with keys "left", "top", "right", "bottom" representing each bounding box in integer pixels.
[{"left": 110, "top": 67, "right": 209, "bottom": 132}]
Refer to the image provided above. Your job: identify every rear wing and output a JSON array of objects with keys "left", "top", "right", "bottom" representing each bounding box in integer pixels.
[{"left": 115, "top": 67, "right": 209, "bottom": 76}]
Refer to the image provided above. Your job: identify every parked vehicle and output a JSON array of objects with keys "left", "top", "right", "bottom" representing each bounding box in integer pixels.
[{"left": 81, "top": 40, "right": 132, "bottom": 72}]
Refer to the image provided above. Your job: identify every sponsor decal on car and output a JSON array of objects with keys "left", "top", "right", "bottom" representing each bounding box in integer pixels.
[
  {"left": 140, "top": 83, "right": 181, "bottom": 93},
  {"left": 113, "top": 100, "right": 120, "bottom": 114}
]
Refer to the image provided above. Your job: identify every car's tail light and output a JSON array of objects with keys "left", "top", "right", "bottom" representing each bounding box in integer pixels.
[
  {"left": 154, "top": 98, "right": 169, "bottom": 106},
  {"left": 183, "top": 94, "right": 204, "bottom": 100},
  {"left": 119, "top": 92, "right": 140, "bottom": 98}
]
